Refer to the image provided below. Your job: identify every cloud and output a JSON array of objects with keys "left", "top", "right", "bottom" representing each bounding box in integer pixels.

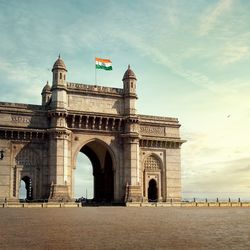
[
  {"left": 0, "top": 57, "right": 48, "bottom": 104},
  {"left": 182, "top": 157, "right": 250, "bottom": 200},
  {"left": 217, "top": 44, "right": 249, "bottom": 65},
  {"left": 199, "top": 0, "right": 233, "bottom": 36}
]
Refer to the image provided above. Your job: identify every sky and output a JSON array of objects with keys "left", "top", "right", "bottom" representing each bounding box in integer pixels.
[{"left": 1, "top": 0, "right": 250, "bottom": 201}]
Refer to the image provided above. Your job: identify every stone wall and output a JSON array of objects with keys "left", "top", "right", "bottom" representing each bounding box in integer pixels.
[{"left": 67, "top": 83, "right": 124, "bottom": 115}]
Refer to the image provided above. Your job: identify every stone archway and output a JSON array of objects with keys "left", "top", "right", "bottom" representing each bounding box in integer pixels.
[{"left": 75, "top": 140, "right": 114, "bottom": 202}]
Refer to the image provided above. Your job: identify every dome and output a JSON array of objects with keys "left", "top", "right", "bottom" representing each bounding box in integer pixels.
[
  {"left": 52, "top": 55, "right": 67, "bottom": 71},
  {"left": 122, "top": 65, "right": 137, "bottom": 81},
  {"left": 42, "top": 81, "right": 51, "bottom": 93}
]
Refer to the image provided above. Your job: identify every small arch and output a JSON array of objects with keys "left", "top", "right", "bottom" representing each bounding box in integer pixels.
[
  {"left": 148, "top": 179, "right": 158, "bottom": 202},
  {"left": 20, "top": 176, "right": 33, "bottom": 200},
  {"left": 19, "top": 180, "right": 26, "bottom": 200},
  {"left": 60, "top": 73, "right": 62, "bottom": 79}
]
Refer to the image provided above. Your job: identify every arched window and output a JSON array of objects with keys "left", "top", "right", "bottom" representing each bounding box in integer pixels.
[{"left": 60, "top": 73, "right": 62, "bottom": 79}]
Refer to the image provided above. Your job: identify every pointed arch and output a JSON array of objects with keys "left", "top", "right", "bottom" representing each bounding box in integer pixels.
[{"left": 73, "top": 138, "right": 117, "bottom": 171}]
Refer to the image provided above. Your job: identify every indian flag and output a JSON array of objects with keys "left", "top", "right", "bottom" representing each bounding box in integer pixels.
[{"left": 95, "top": 57, "right": 112, "bottom": 71}]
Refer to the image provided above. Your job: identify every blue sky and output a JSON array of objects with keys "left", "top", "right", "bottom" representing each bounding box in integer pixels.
[{"left": 1, "top": 0, "right": 250, "bottom": 200}]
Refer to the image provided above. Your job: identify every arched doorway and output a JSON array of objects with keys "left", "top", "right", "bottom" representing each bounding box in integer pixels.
[
  {"left": 148, "top": 179, "right": 158, "bottom": 202},
  {"left": 75, "top": 140, "right": 114, "bottom": 202},
  {"left": 19, "top": 180, "right": 26, "bottom": 200},
  {"left": 20, "top": 176, "right": 33, "bottom": 201}
]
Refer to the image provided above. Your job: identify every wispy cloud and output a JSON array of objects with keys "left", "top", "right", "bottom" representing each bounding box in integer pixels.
[
  {"left": 217, "top": 44, "right": 249, "bottom": 65},
  {"left": 199, "top": 0, "right": 233, "bottom": 36},
  {"left": 0, "top": 57, "right": 48, "bottom": 104}
]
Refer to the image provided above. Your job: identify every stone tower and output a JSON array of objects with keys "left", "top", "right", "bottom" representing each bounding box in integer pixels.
[
  {"left": 122, "top": 65, "right": 141, "bottom": 201},
  {"left": 48, "top": 56, "right": 71, "bottom": 201}
]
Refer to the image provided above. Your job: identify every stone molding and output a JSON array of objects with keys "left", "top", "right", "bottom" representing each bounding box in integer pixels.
[
  {"left": 0, "top": 128, "right": 47, "bottom": 141},
  {"left": 139, "top": 139, "right": 184, "bottom": 149}
]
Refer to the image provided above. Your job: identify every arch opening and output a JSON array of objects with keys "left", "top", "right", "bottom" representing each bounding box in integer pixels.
[
  {"left": 148, "top": 179, "right": 158, "bottom": 202},
  {"left": 19, "top": 176, "right": 33, "bottom": 201},
  {"left": 74, "top": 140, "right": 114, "bottom": 202},
  {"left": 74, "top": 153, "right": 94, "bottom": 199}
]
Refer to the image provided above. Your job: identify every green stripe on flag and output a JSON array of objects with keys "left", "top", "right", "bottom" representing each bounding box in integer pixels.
[{"left": 96, "top": 65, "right": 113, "bottom": 70}]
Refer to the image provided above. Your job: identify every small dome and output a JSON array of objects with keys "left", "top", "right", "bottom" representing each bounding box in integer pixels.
[
  {"left": 52, "top": 55, "right": 67, "bottom": 71},
  {"left": 122, "top": 65, "right": 137, "bottom": 81},
  {"left": 42, "top": 81, "right": 51, "bottom": 93}
]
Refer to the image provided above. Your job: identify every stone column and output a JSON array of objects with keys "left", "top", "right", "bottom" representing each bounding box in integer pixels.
[
  {"left": 48, "top": 114, "right": 71, "bottom": 201},
  {"left": 122, "top": 117, "right": 142, "bottom": 202}
]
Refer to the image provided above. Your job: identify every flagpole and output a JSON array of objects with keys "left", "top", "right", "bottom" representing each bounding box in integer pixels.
[{"left": 95, "top": 57, "right": 97, "bottom": 85}]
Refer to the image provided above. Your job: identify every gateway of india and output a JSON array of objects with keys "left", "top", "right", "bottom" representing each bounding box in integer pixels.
[{"left": 0, "top": 57, "right": 185, "bottom": 203}]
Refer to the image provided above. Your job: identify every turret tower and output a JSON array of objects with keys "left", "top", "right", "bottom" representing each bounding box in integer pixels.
[
  {"left": 123, "top": 65, "right": 137, "bottom": 115},
  {"left": 52, "top": 55, "right": 67, "bottom": 87},
  {"left": 51, "top": 55, "right": 68, "bottom": 109},
  {"left": 41, "top": 81, "right": 51, "bottom": 106}
]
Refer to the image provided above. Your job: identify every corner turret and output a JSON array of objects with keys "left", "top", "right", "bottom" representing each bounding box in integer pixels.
[
  {"left": 41, "top": 81, "right": 51, "bottom": 106},
  {"left": 52, "top": 55, "right": 67, "bottom": 87},
  {"left": 50, "top": 55, "right": 68, "bottom": 109},
  {"left": 123, "top": 65, "right": 138, "bottom": 115}
]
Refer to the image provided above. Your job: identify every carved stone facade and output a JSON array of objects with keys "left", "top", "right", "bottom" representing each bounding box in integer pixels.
[{"left": 0, "top": 57, "right": 185, "bottom": 203}]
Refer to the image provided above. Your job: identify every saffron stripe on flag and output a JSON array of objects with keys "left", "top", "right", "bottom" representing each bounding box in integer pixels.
[
  {"left": 95, "top": 57, "right": 112, "bottom": 63},
  {"left": 95, "top": 57, "right": 113, "bottom": 70}
]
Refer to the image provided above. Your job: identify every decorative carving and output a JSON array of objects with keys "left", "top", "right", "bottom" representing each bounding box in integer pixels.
[
  {"left": 11, "top": 115, "right": 31, "bottom": 124},
  {"left": 15, "top": 146, "right": 39, "bottom": 166},
  {"left": 140, "top": 125, "right": 164, "bottom": 136},
  {"left": 0, "top": 129, "right": 46, "bottom": 141},
  {"left": 139, "top": 139, "right": 181, "bottom": 149},
  {"left": 67, "top": 114, "right": 125, "bottom": 133},
  {"left": 49, "top": 130, "right": 70, "bottom": 139},
  {"left": 144, "top": 155, "right": 161, "bottom": 171}
]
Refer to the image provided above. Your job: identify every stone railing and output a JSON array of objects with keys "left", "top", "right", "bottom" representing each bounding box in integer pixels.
[
  {"left": 67, "top": 82, "right": 124, "bottom": 95},
  {"left": 0, "top": 102, "right": 42, "bottom": 110}
]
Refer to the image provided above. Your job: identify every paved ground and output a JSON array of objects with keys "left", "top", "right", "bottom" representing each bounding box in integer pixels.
[{"left": 0, "top": 207, "right": 250, "bottom": 249}]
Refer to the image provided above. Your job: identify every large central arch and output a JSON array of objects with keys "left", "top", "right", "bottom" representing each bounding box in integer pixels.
[{"left": 75, "top": 140, "right": 115, "bottom": 202}]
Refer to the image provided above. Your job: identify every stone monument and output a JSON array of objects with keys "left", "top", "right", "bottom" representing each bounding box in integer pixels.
[{"left": 0, "top": 57, "right": 185, "bottom": 203}]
